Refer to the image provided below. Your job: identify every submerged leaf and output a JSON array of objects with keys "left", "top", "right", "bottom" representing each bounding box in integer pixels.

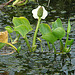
[
  {"left": 39, "top": 23, "right": 51, "bottom": 35},
  {"left": 42, "top": 32, "right": 57, "bottom": 43},
  {"left": 53, "top": 27, "right": 66, "bottom": 39}
]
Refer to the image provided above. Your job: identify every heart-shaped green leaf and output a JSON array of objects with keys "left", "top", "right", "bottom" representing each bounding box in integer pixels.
[
  {"left": 5, "top": 26, "right": 13, "bottom": 33},
  {"left": 39, "top": 23, "right": 51, "bottom": 35},
  {"left": 52, "top": 18, "right": 63, "bottom": 30},
  {"left": 52, "top": 27, "right": 66, "bottom": 39},
  {"left": 12, "top": 17, "right": 32, "bottom": 38},
  {"left": 42, "top": 32, "right": 57, "bottom": 44},
  {"left": 14, "top": 24, "right": 29, "bottom": 38},
  {"left": 12, "top": 17, "right": 32, "bottom": 30}
]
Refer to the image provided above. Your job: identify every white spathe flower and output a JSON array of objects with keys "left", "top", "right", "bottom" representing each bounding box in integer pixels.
[{"left": 32, "top": 6, "right": 48, "bottom": 19}]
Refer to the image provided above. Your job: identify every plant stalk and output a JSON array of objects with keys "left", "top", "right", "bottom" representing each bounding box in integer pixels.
[
  {"left": 47, "top": 41, "right": 50, "bottom": 50},
  {"left": 12, "top": 34, "right": 20, "bottom": 44},
  {"left": 40, "top": 41, "right": 43, "bottom": 52},
  {"left": 6, "top": 43, "right": 17, "bottom": 51},
  {"left": 32, "top": 17, "right": 41, "bottom": 48},
  {"left": 60, "top": 39, "right": 64, "bottom": 51},
  {"left": 24, "top": 36, "right": 31, "bottom": 52},
  {"left": 52, "top": 43, "right": 56, "bottom": 54},
  {"left": 9, "top": 33, "right": 12, "bottom": 42},
  {"left": 65, "top": 33, "right": 69, "bottom": 48}
]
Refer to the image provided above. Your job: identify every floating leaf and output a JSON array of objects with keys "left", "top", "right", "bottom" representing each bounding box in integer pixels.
[
  {"left": 52, "top": 18, "right": 63, "bottom": 30},
  {"left": 39, "top": 23, "right": 51, "bottom": 35},
  {"left": 5, "top": 26, "right": 13, "bottom": 33},
  {"left": 53, "top": 27, "right": 66, "bottom": 39},
  {"left": 67, "top": 19, "right": 71, "bottom": 34},
  {"left": 42, "top": 32, "right": 57, "bottom": 44}
]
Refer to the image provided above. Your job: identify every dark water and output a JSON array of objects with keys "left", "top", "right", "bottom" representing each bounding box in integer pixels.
[{"left": 0, "top": 0, "right": 75, "bottom": 75}]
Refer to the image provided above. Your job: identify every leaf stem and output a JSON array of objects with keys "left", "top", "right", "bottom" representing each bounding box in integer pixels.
[
  {"left": 47, "top": 41, "right": 50, "bottom": 50},
  {"left": 24, "top": 36, "right": 31, "bottom": 52},
  {"left": 32, "top": 17, "right": 41, "bottom": 49},
  {"left": 6, "top": 43, "right": 17, "bottom": 51},
  {"left": 60, "top": 39, "right": 64, "bottom": 51},
  {"left": 65, "top": 33, "right": 69, "bottom": 48},
  {"left": 52, "top": 43, "right": 56, "bottom": 54},
  {"left": 9, "top": 33, "right": 12, "bottom": 42}
]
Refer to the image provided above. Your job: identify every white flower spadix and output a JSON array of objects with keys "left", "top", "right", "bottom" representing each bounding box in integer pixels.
[{"left": 32, "top": 6, "right": 48, "bottom": 19}]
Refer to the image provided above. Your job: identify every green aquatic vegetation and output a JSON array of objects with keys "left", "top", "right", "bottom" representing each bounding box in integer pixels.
[
  {"left": 13, "top": 17, "right": 32, "bottom": 51},
  {"left": 64, "top": 19, "right": 74, "bottom": 52},
  {"left": 0, "top": 5, "right": 74, "bottom": 54},
  {"left": 5, "top": 17, "right": 32, "bottom": 52},
  {"left": 12, "top": 0, "right": 28, "bottom": 6},
  {"left": 39, "top": 18, "right": 74, "bottom": 53},
  {"left": 32, "top": 6, "right": 48, "bottom": 51}
]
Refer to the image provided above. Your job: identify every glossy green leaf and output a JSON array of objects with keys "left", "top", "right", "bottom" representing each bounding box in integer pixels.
[
  {"left": 67, "top": 39, "right": 74, "bottom": 45},
  {"left": 41, "top": 32, "right": 57, "bottom": 43},
  {"left": 13, "top": 17, "right": 22, "bottom": 27},
  {"left": 12, "top": 17, "right": 32, "bottom": 37},
  {"left": 67, "top": 19, "right": 71, "bottom": 34},
  {"left": 39, "top": 23, "right": 51, "bottom": 35},
  {"left": 0, "top": 42, "right": 6, "bottom": 49},
  {"left": 5, "top": 26, "right": 13, "bottom": 33},
  {"left": 52, "top": 18, "right": 63, "bottom": 30},
  {"left": 14, "top": 24, "right": 29, "bottom": 38},
  {"left": 53, "top": 27, "right": 66, "bottom": 39},
  {"left": 12, "top": 17, "right": 32, "bottom": 29}
]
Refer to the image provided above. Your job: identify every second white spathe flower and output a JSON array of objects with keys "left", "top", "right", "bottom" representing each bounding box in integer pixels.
[{"left": 32, "top": 6, "right": 48, "bottom": 19}]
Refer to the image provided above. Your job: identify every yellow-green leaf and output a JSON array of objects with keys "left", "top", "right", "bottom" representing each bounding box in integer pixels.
[{"left": 39, "top": 23, "right": 51, "bottom": 35}]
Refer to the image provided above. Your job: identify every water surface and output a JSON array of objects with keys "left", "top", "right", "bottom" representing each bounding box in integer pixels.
[{"left": 0, "top": 0, "right": 75, "bottom": 75}]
